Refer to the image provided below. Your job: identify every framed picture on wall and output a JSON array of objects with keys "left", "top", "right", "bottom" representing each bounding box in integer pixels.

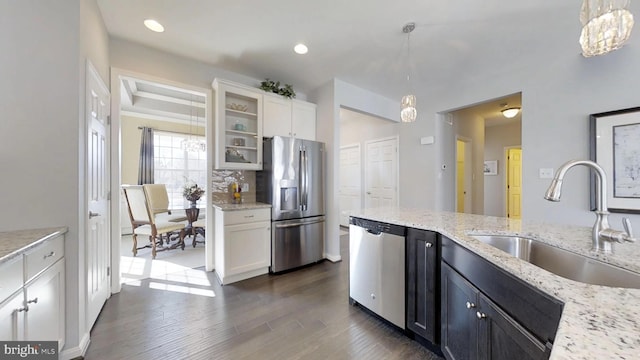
[
  {"left": 484, "top": 160, "right": 498, "bottom": 176},
  {"left": 590, "top": 107, "right": 640, "bottom": 213}
]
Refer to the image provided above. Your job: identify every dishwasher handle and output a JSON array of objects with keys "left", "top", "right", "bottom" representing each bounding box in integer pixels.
[{"left": 365, "top": 228, "right": 383, "bottom": 236}]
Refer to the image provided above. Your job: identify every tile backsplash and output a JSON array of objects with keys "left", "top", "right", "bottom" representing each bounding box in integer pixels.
[{"left": 211, "top": 170, "right": 256, "bottom": 204}]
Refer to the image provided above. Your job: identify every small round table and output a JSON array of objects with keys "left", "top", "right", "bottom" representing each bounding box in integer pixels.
[{"left": 184, "top": 207, "right": 205, "bottom": 247}]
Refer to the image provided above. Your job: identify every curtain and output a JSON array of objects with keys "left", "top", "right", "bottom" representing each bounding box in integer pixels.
[{"left": 138, "top": 127, "right": 155, "bottom": 184}]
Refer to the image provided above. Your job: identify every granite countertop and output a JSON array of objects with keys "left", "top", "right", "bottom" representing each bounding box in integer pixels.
[
  {"left": 0, "top": 227, "right": 68, "bottom": 263},
  {"left": 212, "top": 202, "right": 272, "bottom": 211},
  {"left": 349, "top": 207, "right": 640, "bottom": 360}
]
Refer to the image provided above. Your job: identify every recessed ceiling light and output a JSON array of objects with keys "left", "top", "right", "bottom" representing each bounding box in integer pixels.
[
  {"left": 144, "top": 19, "right": 165, "bottom": 33},
  {"left": 294, "top": 43, "right": 308, "bottom": 55}
]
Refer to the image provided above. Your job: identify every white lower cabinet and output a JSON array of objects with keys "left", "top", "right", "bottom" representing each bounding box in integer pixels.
[
  {"left": 24, "top": 259, "right": 65, "bottom": 346},
  {"left": 214, "top": 207, "right": 271, "bottom": 285},
  {"left": 0, "top": 233, "right": 65, "bottom": 350},
  {"left": 0, "top": 291, "right": 24, "bottom": 341}
]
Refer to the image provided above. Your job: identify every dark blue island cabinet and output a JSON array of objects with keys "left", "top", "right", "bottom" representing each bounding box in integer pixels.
[
  {"left": 405, "top": 228, "right": 439, "bottom": 345},
  {"left": 440, "top": 235, "right": 563, "bottom": 360}
]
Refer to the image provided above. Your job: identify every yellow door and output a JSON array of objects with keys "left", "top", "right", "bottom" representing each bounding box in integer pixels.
[
  {"left": 507, "top": 148, "right": 522, "bottom": 219},
  {"left": 456, "top": 140, "right": 465, "bottom": 212}
]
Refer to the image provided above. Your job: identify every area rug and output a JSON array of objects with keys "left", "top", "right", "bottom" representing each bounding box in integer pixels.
[{"left": 120, "top": 234, "right": 205, "bottom": 284}]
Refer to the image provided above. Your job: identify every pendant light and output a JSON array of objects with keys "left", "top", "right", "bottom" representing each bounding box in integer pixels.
[
  {"left": 401, "top": 22, "right": 417, "bottom": 123},
  {"left": 580, "top": 0, "right": 634, "bottom": 57},
  {"left": 182, "top": 96, "right": 206, "bottom": 152}
]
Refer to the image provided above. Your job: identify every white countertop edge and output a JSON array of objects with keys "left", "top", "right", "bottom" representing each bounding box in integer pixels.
[
  {"left": 212, "top": 202, "right": 272, "bottom": 211},
  {"left": 0, "top": 227, "right": 68, "bottom": 263}
]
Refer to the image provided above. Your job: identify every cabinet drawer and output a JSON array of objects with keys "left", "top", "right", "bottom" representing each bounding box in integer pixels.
[
  {"left": 25, "top": 235, "right": 64, "bottom": 282},
  {"left": 0, "top": 256, "right": 23, "bottom": 303},
  {"left": 224, "top": 208, "right": 270, "bottom": 226}
]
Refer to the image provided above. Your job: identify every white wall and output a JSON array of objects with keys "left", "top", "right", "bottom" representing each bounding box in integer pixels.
[
  {"left": 484, "top": 121, "right": 521, "bottom": 217},
  {"left": 0, "top": 0, "right": 110, "bottom": 357}
]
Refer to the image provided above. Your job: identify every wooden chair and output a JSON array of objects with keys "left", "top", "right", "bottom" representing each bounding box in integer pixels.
[
  {"left": 142, "top": 184, "right": 188, "bottom": 223},
  {"left": 123, "top": 185, "right": 186, "bottom": 259}
]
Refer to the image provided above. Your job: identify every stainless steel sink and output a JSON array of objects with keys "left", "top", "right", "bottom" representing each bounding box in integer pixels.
[{"left": 470, "top": 234, "right": 640, "bottom": 289}]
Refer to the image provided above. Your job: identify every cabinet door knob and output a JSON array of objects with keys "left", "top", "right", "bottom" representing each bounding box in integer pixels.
[
  {"left": 370, "top": 293, "right": 376, "bottom": 299},
  {"left": 466, "top": 301, "right": 476, "bottom": 309},
  {"left": 476, "top": 311, "right": 486, "bottom": 319},
  {"left": 17, "top": 306, "right": 29, "bottom": 313},
  {"left": 425, "top": 242, "right": 433, "bottom": 248},
  {"left": 27, "top": 297, "right": 38, "bottom": 305}
]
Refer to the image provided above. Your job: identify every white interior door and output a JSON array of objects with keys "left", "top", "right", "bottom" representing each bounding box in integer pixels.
[
  {"left": 339, "top": 144, "right": 362, "bottom": 226},
  {"left": 365, "top": 137, "right": 398, "bottom": 208},
  {"left": 86, "top": 61, "right": 111, "bottom": 331}
]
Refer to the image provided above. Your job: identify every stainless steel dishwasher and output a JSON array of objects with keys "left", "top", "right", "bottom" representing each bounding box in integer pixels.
[{"left": 349, "top": 217, "right": 406, "bottom": 329}]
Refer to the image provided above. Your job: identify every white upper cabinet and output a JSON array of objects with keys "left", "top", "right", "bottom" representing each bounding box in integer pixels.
[
  {"left": 263, "top": 93, "right": 317, "bottom": 141},
  {"left": 213, "top": 79, "right": 263, "bottom": 170}
]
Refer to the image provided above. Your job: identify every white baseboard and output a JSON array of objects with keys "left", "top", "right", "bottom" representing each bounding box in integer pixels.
[
  {"left": 60, "top": 332, "right": 90, "bottom": 360},
  {"left": 325, "top": 253, "right": 342, "bottom": 262}
]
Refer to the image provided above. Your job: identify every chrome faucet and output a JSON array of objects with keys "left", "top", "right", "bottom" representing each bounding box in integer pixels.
[{"left": 544, "top": 159, "right": 635, "bottom": 253}]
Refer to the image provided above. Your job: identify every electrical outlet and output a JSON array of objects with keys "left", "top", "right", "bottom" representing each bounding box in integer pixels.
[
  {"left": 241, "top": 183, "right": 249, "bottom": 192},
  {"left": 539, "top": 168, "right": 554, "bottom": 179}
]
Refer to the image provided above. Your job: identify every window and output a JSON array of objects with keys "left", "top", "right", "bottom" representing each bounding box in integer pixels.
[{"left": 154, "top": 131, "right": 206, "bottom": 209}]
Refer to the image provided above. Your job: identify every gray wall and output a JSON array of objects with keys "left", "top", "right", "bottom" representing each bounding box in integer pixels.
[
  {"left": 419, "top": 3, "right": 640, "bottom": 230},
  {"left": 0, "top": 0, "right": 110, "bottom": 355},
  {"left": 484, "top": 121, "right": 522, "bottom": 216}
]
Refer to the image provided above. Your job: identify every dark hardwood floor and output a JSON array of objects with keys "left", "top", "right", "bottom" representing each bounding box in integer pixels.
[{"left": 84, "top": 233, "right": 443, "bottom": 360}]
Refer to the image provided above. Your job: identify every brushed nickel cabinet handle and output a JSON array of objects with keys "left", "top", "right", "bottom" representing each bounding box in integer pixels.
[
  {"left": 43, "top": 251, "right": 55, "bottom": 260},
  {"left": 466, "top": 301, "right": 476, "bottom": 309}
]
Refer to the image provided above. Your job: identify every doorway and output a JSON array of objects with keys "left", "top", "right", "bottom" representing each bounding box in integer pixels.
[
  {"left": 445, "top": 93, "right": 522, "bottom": 216},
  {"left": 364, "top": 136, "right": 399, "bottom": 208},
  {"left": 339, "top": 144, "right": 362, "bottom": 227},
  {"left": 506, "top": 147, "right": 522, "bottom": 219},
  {"left": 456, "top": 137, "right": 473, "bottom": 213},
  {"left": 110, "top": 69, "right": 213, "bottom": 290}
]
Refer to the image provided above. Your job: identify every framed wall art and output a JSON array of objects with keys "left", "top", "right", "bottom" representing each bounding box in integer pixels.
[
  {"left": 590, "top": 107, "right": 640, "bottom": 213},
  {"left": 484, "top": 160, "right": 498, "bottom": 176}
]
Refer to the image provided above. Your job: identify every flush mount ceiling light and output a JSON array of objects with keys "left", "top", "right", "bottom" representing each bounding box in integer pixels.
[
  {"left": 579, "top": 0, "right": 634, "bottom": 57},
  {"left": 144, "top": 19, "right": 165, "bottom": 33},
  {"left": 400, "top": 22, "right": 417, "bottom": 123},
  {"left": 500, "top": 104, "right": 521, "bottom": 119},
  {"left": 294, "top": 43, "right": 308, "bottom": 54}
]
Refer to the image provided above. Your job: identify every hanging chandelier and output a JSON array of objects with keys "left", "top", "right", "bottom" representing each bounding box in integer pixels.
[
  {"left": 401, "top": 22, "right": 417, "bottom": 123},
  {"left": 182, "top": 96, "right": 206, "bottom": 152},
  {"left": 579, "top": 0, "right": 634, "bottom": 57}
]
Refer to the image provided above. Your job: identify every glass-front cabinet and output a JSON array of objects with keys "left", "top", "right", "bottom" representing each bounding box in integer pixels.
[{"left": 213, "top": 79, "right": 263, "bottom": 170}]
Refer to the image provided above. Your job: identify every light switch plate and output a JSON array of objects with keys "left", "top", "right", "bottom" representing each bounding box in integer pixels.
[
  {"left": 241, "top": 183, "right": 249, "bottom": 192},
  {"left": 539, "top": 168, "right": 554, "bottom": 179}
]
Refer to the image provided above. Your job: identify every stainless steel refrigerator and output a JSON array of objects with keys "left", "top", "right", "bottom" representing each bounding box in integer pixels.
[{"left": 257, "top": 136, "right": 325, "bottom": 273}]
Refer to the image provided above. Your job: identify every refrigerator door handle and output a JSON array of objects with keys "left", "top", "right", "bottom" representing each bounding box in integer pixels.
[
  {"left": 275, "top": 218, "right": 325, "bottom": 228},
  {"left": 299, "top": 146, "right": 307, "bottom": 211},
  {"left": 303, "top": 147, "right": 309, "bottom": 211}
]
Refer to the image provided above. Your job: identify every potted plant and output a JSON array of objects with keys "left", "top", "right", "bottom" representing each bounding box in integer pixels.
[
  {"left": 259, "top": 78, "right": 296, "bottom": 98},
  {"left": 183, "top": 181, "right": 205, "bottom": 208}
]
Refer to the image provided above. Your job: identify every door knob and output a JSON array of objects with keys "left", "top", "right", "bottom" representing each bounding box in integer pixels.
[
  {"left": 476, "top": 311, "right": 486, "bottom": 319},
  {"left": 89, "top": 211, "right": 100, "bottom": 219},
  {"left": 425, "top": 242, "right": 433, "bottom": 248}
]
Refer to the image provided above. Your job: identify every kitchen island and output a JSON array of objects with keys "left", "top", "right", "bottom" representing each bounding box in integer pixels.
[{"left": 350, "top": 207, "right": 640, "bottom": 360}]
